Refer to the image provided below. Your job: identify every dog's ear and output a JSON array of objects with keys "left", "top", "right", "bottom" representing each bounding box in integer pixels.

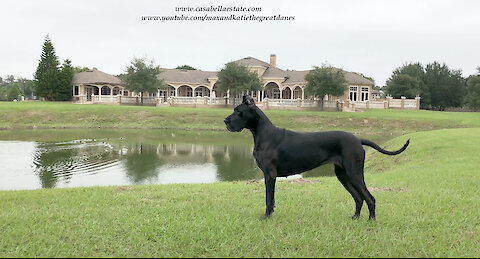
[
  {"left": 243, "top": 94, "right": 255, "bottom": 106},
  {"left": 242, "top": 94, "right": 249, "bottom": 103}
]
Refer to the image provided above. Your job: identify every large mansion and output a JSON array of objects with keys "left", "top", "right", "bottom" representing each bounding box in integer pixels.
[{"left": 72, "top": 55, "right": 374, "bottom": 103}]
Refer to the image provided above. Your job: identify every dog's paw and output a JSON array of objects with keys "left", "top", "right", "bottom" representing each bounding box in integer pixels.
[{"left": 260, "top": 213, "right": 273, "bottom": 220}]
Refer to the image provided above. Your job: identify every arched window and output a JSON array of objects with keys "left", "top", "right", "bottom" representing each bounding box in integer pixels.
[
  {"left": 112, "top": 87, "right": 122, "bottom": 96},
  {"left": 281, "top": 87, "right": 292, "bottom": 99},
  {"left": 178, "top": 85, "right": 193, "bottom": 97},
  {"left": 101, "top": 86, "right": 111, "bottom": 95},
  {"left": 293, "top": 86, "right": 302, "bottom": 99},
  {"left": 195, "top": 86, "right": 211, "bottom": 97},
  {"left": 265, "top": 82, "right": 280, "bottom": 99}
]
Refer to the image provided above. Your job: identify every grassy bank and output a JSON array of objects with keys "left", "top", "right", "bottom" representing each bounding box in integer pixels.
[
  {"left": 1, "top": 128, "right": 479, "bottom": 257},
  {"left": 1, "top": 101, "right": 480, "bottom": 143}
]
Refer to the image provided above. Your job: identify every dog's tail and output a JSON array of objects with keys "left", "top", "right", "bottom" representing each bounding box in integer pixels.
[{"left": 361, "top": 139, "right": 410, "bottom": 155}]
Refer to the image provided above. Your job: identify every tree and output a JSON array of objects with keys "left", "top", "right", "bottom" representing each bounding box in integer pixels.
[
  {"left": 215, "top": 62, "right": 262, "bottom": 105},
  {"left": 0, "top": 76, "right": 6, "bottom": 100},
  {"left": 464, "top": 68, "right": 480, "bottom": 110},
  {"left": 385, "top": 63, "right": 429, "bottom": 105},
  {"left": 14, "top": 77, "right": 34, "bottom": 99},
  {"left": 386, "top": 62, "right": 467, "bottom": 109},
  {"left": 57, "top": 59, "right": 74, "bottom": 101},
  {"left": 5, "top": 75, "right": 15, "bottom": 83},
  {"left": 424, "top": 62, "right": 466, "bottom": 109},
  {"left": 304, "top": 65, "right": 347, "bottom": 110},
  {"left": 176, "top": 65, "right": 197, "bottom": 70},
  {"left": 121, "top": 57, "right": 165, "bottom": 104},
  {"left": 0, "top": 76, "right": 35, "bottom": 100},
  {"left": 34, "top": 35, "right": 61, "bottom": 101},
  {"left": 7, "top": 85, "right": 20, "bottom": 101},
  {"left": 73, "top": 66, "right": 96, "bottom": 74}
]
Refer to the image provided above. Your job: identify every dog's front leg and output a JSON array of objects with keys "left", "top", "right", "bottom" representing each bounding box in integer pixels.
[{"left": 263, "top": 173, "right": 277, "bottom": 219}]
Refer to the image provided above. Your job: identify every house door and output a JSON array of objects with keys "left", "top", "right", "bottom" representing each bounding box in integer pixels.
[{"left": 86, "top": 87, "right": 93, "bottom": 101}]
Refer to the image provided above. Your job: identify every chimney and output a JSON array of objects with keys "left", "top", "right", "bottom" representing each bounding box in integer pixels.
[{"left": 270, "top": 54, "right": 276, "bottom": 68}]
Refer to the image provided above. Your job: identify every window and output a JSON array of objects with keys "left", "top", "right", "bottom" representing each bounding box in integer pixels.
[
  {"left": 186, "top": 87, "right": 193, "bottom": 97},
  {"left": 349, "top": 86, "right": 358, "bottom": 101},
  {"left": 361, "top": 87, "right": 369, "bottom": 101},
  {"left": 74, "top": 85, "right": 79, "bottom": 95},
  {"left": 195, "top": 88, "right": 203, "bottom": 97},
  {"left": 273, "top": 88, "right": 280, "bottom": 99},
  {"left": 112, "top": 87, "right": 121, "bottom": 96},
  {"left": 293, "top": 87, "right": 302, "bottom": 99},
  {"left": 101, "top": 86, "right": 110, "bottom": 95}
]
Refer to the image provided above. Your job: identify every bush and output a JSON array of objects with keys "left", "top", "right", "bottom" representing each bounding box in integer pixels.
[{"left": 7, "top": 87, "right": 20, "bottom": 101}]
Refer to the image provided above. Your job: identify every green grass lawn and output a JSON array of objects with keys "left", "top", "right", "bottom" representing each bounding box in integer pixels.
[
  {"left": 1, "top": 112, "right": 479, "bottom": 258},
  {"left": 1, "top": 101, "right": 480, "bottom": 144},
  {"left": 1, "top": 101, "right": 480, "bottom": 131}
]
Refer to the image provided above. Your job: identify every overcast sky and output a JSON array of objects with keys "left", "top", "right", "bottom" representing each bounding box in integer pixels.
[{"left": 1, "top": 0, "right": 479, "bottom": 86}]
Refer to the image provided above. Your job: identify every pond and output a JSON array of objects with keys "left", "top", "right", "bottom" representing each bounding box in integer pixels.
[{"left": 0, "top": 129, "right": 336, "bottom": 190}]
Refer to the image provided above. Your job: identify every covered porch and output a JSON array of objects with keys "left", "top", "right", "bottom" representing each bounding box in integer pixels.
[{"left": 73, "top": 84, "right": 127, "bottom": 103}]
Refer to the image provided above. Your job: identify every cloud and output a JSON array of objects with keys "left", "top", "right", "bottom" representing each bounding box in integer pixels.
[{"left": 1, "top": 0, "right": 479, "bottom": 86}]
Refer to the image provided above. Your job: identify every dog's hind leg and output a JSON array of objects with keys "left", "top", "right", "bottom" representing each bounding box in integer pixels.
[
  {"left": 335, "top": 164, "right": 364, "bottom": 219},
  {"left": 346, "top": 159, "right": 376, "bottom": 221},
  {"left": 353, "top": 181, "right": 376, "bottom": 220}
]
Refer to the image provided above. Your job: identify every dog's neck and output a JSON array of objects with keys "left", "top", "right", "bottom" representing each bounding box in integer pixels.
[{"left": 249, "top": 106, "right": 278, "bottom": 149}]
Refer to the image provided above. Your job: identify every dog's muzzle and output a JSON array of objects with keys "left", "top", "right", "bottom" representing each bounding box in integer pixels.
[
  {"left": 224, "top": 118, "right": 233, "bottom": 132},
  {"left": 224, "top": 117, "right": 241, "bottom": 132}
]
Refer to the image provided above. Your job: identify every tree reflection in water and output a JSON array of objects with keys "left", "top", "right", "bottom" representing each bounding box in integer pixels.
[
  {"left": 28, "top": 138, "right": 334, "bottom": 190},
  {"left": 123, "top": 143, "right": 163, "bottom": 184},
  {"left": 213, "top": 146, "right": 260, "bottom": 181}
]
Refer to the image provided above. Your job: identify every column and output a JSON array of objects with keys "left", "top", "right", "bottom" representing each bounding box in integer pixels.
[{"left": 415, "top": 95, "right": 421, "bottom": 110}]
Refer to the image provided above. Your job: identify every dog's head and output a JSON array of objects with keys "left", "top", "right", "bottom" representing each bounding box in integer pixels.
[{"left": 224, "top": 95, "right": 257, "bottom": 132}]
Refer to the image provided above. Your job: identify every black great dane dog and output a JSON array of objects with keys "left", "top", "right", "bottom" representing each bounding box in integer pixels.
[{"left": 224, "top": 95, "right": 409, "bottom": 220}]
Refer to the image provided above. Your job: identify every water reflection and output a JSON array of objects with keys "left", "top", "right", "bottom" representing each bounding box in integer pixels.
[
  {"left": 123, "top": 144, "right": 163, "bottom": 183},
  {"left": 213, "top": 146, "right": 260, "bottom": 181},
  {"left": 33, "top": 140, "right": 120, "bottom": 188},
  {"left": 118, "top": 143, "right": 260, "bottom": 184},
  {"left": 0, "top": 138, "right": 334, "bottom": 190}
]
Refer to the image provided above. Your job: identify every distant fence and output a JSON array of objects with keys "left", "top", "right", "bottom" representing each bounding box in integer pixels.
[
  {"left": 117, "top": 96, "right": 157, "bottom": 106},
  {"left": 343, "top": 96, "right": 420, "bottom": 111},
  {"left": 75, "top": 95, "right": 420, "bottom": 111}
]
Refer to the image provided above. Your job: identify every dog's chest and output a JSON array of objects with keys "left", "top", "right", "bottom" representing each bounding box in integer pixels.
[{"left": 252, "top": 148, "right": 276, "bottom": 170}]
